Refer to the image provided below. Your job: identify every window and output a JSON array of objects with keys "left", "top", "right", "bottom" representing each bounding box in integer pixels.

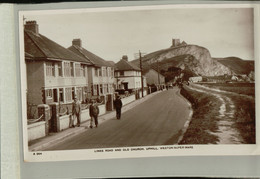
[
  {"left": 46, "top": 62, "right": 55, "bottom": 76},
  {"left": 111, "top": 68, "right": 114, "bottom": 77},
  {"left": 95, "top": 68, "right": 98, "bottom": 77},
  {"left": 83, "top": 86, "right": 88, "bottom": 100},
  {"left": 106, "top": 84, "right": 109, "bottom": 93},
  {"left": 107, "top": 68, "right": 110, "bottom": 77},
  {"left": 75, "top": 63, "right": 81, "bottom": 77},
  {"left": 64, "top": 62, "right": 71, "bottom": 77},
  {"left": 58, "top": 62, "right": 62, "bottom": 76},
  {"left": 98, "top": 69, "right": 102, "bottom": 77},
  {"left": 93, "top": 85, "right": 98, "bottom": 96},
  {"left": 70, "top": 62, "right": 74, "bottom": 77},
  {"left": 120, "top": 71, "right": 124, "bottom": 76},
  {"left": 108, "top": 84, "right": 112, "bottom": 93},
  {"left": 46, "top": 89, "right": 53, "bottom": 98},
  {"left": 102, "top": 68, "right": 106, "bottom": 77},
  {"left": 59, "top": 88, "right": 64, "bottom": 102},
  {"left": 80, "top": 64, "right": 85, "bottom": 77},
  {"left": 99, "top": 84, "right": 103, "bottom": 94},
  {"left": 103, "top": 84, "right": 107, "bottom": 94},
  {"left": 65, "top": 88, "right": 72, "bottom": 102},
  {"left": 76, "top": 87, "right": 83, "bottom": 101}
]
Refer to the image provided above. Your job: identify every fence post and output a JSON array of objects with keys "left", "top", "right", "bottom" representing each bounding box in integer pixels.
[
  {"left": 37, "top": 104, "right": 50, "bottom": 136},
  {"left": 135, "top": 90, "right": 139, "bottom": 100},
  {"left": 49, "top": 102, "right": 60, "bottom": 132},
  {"left": 106, "top": 94, "right": 114, "bottom": 111}
]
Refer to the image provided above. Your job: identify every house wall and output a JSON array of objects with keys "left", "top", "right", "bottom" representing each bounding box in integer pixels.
[
  {"left": 26, "top": 61, "right": 45, "bottom": 105},
  {"left": 189, "top": 76, "right": 202, "bottom": 83},
  {"left": 144, "top": 70, "right": 165, "bottom": 85},
  {"left": 116, "top": 70, "right": 142, "bottom": 90},
  {"left": 88, "top": 66, "right": 115, "bottom": 96},
  {"left": 44, "top": 61, "right": 89, "bottom": 104},
  {"left": 45, "top": 73, "right": 87, "bottom": 87}
]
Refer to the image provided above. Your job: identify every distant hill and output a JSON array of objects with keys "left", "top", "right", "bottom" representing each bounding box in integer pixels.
[{"left": 213, "top": 57, "right": 254, "bottom": 75}]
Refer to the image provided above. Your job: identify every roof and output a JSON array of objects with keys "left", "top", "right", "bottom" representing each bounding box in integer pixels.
[
  {"left": 107, "top": 61, "right": 116, "bottom": 67},
  {"left": 143, "top": 68, "right": 165, "bottom": 77},
  {"left": 24, "top": 30, "right": 91, "bottom": 64},
  {"left": 68, "top": 45, "right": 113, "bottom": 67},
  {"left": 115, "top": 60, "right": 141, "bottom": 71}
]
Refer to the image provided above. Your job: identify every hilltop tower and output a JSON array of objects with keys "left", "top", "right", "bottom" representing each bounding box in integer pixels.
[{"left": 171, "top": 39, "right": 180, "bottom": 47}]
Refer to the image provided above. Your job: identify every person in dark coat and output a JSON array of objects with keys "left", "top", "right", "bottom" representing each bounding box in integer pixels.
[
  {"left": 89, "top": 100, "right": 99, "bottom": 128},
  {"left": 114, "top": 96, "right": 123, "bottom": 119},
  {"left": 72, "top": 95, "right": 81, "bottom": 127}
]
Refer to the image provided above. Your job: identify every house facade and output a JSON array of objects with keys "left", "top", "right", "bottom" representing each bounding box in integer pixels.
[
  {"left": 24, "top": 21, "right": 92, "bottom": 105},
  {"left": 68, "top": 39, "right": 115, "bottom": 97},
  {"left": 115, "top": 55, "right": 146, "bottom": 91}
]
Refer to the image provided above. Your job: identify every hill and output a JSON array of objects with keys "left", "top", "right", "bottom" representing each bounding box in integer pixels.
[
  {"left": 213, "top": 57, "right": 254, "bottom": 75},
  {"left": 132, "top": 44, "right": 233, "bottom": 77}
]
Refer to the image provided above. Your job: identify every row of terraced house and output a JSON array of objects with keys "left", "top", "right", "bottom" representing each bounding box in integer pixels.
[{"left": 25, "top": 21, "right": 147, "bottom": 108}]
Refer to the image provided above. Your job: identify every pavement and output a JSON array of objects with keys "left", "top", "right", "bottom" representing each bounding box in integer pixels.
[{"left": 29, "top": 90, "right": 163, "bottom": 151}]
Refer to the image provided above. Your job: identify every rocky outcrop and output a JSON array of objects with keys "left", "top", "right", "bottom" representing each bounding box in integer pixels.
[{"left": 132, "top": 44, "right": 233, "bottom": 76}]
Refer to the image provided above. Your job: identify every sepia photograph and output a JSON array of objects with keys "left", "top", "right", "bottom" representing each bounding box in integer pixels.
[{"left": 19, "top": 4, "right": 257, "bottom": 162}]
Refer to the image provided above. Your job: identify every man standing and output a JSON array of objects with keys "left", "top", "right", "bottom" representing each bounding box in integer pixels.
[
  {"left": 89, "top": 100, "right": 99, "bottom": 128},
  {"left": 72, "top": 95, "right": 81, "bottom": 127},
  {"left": 114, "top": 96, "right": 123, "bottom": 119}
]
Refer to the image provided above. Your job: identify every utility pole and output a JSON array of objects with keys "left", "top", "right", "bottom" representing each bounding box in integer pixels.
[
  {"left": 157, "top": 59, "right": 161, "bottom": 90},
  {"left": 139, "top": 50, "right": 144, "bottom": 98}
]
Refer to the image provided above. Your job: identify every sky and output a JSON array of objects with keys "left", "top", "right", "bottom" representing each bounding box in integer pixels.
[{"left": 23, "top": 6, "right": 254, "bottom": 62}]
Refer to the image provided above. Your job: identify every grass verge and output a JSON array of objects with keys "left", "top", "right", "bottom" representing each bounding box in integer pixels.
[{"left": 179, "top": 86, "right": 221, "bottom": 144}]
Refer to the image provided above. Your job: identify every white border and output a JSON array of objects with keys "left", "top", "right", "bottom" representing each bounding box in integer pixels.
[{"left": 19, "top": 4, "right": 260, "bottom": 162}]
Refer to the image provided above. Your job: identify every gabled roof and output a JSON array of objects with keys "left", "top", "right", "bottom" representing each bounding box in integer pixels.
[
  {"left": 24, "top": 30, "right": 91, "bottom": 64},
  {"left": 115, "top": 60, "right": 141, "bottom": 71},
  {"left": 143, "top": 68, "right": 165, "bottom": 77},
  {"left": 68, "top": 45, "right": 113, "bottom": 67}
]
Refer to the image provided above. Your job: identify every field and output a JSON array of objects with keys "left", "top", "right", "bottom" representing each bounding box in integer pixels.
[{"left": 198, "top": 82, "right": 255, "bottom": 97}]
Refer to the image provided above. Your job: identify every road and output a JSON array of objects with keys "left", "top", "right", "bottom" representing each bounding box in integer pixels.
[{"left": 45, "top": 88, "right": 191, "bottom": 150}]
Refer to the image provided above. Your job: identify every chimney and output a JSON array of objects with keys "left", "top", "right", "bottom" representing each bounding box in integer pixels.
[
  {"left": 24, "top": 21, "right": 39, "bottom": 34},
  {"left": 122, "top": 55, "right": 128, "bottom": 61},
  {"left": 72, "top": 39, "right": 82, "bottom": 47}
]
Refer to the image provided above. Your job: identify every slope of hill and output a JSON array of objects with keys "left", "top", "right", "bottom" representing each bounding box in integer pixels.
[
  {"left": 132, "top": 44, "right": 232, "bottom": 76},
  {"left": 213, "top": 57, "right": 254, "bottom": 75}
]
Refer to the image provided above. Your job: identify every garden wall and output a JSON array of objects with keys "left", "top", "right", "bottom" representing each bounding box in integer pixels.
[{"left": 27, "top": 121, "right": 46, "bottom": 141}]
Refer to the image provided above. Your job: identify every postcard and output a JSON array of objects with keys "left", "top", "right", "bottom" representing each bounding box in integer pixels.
[{"left": 19, "top": 4, "right": 259, "bottom": 162}]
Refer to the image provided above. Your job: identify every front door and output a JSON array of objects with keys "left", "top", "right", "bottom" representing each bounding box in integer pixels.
[
  {"left": 53, "top": 89, "right": 58, "bottom": 102},
  {"left": 123, "top": 82, "right": 128, "bottom": 90}
]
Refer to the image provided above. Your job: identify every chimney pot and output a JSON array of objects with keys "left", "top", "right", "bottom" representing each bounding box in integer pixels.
[{"left": 24, "top": 20, "right": 39, "bottom": 34}]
